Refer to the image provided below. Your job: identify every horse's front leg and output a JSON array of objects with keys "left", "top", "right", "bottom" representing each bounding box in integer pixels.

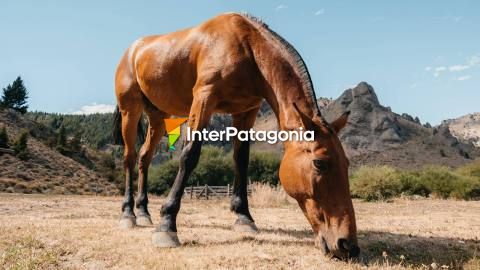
[
  {"left": 152, "top": 90, "right": 216, "bottom": 247},
  {"left": 230, "top": 108, "right": 260, "bottom": 232}
]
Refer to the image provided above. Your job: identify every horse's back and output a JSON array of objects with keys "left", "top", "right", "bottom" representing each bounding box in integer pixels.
[{"left": 117, "top": 13, "right": 263, "bottom": 115}]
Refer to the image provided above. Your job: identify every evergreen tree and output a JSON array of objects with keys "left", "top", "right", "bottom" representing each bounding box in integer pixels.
[
  {"left": 0, "top": 126, "right": 9, "bottom": 148},
  {"left": 70, "top": 130, "right": 82, "bottom": 152},
  {"left": 1, "top": 76, "right": 29, "bottom": 114},
  {"left": 13, "top": 130, "right": 29, "bottom": 160},
  {"left": 56, "top": 125, "right": 67, "bottom": 152}
]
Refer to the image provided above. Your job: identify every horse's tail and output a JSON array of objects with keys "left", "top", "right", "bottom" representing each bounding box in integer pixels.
[
  {"left": 112, "top": 105, "right": 146, "bottom": 146},
  {"left": 112, "top": 105, "right": 123, "bottom": 145}
]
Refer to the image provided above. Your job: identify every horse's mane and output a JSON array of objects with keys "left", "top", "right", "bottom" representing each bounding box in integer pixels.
[{"left": 240, "top": 13, "right": 321, "bottom": 117}]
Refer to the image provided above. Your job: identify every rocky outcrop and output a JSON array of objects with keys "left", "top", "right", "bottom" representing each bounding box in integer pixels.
[
  {"left": 444, "top": 113, "right": 480, "bottom": 147},
  {"left": 320, "top": 82, "right": 478, "bottom": 168}
]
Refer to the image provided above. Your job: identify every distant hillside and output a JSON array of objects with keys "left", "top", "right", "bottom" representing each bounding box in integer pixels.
[
  {"left": 27, "top": 112, "right": 115, "bottom": 149},
  {"left": 444, "top": 113, "right": 480, "bottom": 148},
  {"left": 0, "top": 109, "right": 119, "bottom": 194}
]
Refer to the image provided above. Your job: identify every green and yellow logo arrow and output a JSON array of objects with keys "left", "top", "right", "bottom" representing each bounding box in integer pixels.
[{"left": 164, "top": 118, "right": 188, "bottom": 151}]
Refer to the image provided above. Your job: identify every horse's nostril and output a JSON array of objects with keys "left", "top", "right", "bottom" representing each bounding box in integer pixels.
[
  {"left": 349, "top": 245, "right": 360, "bottom": 258},
  {"left": 337, "top": 238, "right": 349, "bottom": 251},
  {"left": 337, "top": 239, "right": 360, "bottom": 258}
]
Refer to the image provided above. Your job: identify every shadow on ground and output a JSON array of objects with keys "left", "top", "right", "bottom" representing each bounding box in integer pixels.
[{"left": 192, "top": 223, "right": 479, "bottom": 268}]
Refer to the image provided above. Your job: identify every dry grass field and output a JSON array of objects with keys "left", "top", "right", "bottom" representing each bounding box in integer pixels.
[{"left": 0, "top": 193, "right": 479, "bottom": 270}]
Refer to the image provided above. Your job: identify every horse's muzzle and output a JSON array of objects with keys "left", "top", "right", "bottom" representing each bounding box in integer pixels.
[{"left": 337, "top": 238, "right": 360, "bottom": 258}]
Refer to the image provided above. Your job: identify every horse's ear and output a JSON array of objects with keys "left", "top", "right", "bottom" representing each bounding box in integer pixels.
[
  {"left": 331, "top": 111, "right": 350, "bottom": 133},
  {"left": 293, "top": 102, "right": 315, "bottom": 130}
]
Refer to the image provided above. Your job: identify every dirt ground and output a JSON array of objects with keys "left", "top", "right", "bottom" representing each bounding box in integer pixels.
[{"left": 0, "top": 194, "right": 479, "bottom": 270}]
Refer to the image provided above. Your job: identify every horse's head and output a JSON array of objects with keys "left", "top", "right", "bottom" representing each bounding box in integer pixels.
[{"left": 279, "top": 107, "right": 359, "bottom": 259}]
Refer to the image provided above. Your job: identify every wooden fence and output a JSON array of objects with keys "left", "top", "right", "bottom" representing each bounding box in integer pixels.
[{"left": 184, "top": 184, "right": 252, "bottom": 199}]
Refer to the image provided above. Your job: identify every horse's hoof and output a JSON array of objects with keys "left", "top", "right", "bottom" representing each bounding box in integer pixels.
[
  {"left": 136, "top": 215, "right": 153, "bottom": 226},
  {"left": 152, "top": 231, "right": 181, "bottom": 248},
  {"left": 232, "top": 221, "right": 259, "bottom": 233},
  {"left": 118, "top": 216, "right": 136, "bottom": 229}
]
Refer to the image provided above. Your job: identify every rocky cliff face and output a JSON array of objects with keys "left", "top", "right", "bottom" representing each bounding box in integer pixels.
[
  {"left": 322, "top": 82, "right": 479, "bottom": 168},
  {"left": 444, "top": 113, "right": 480, "bottom": 147},
  {"left": 249, "top": 82, "right": 478, "bottom": 168},
  {"left": 322, "top": 82, "right": 410, "bottom": 155}
]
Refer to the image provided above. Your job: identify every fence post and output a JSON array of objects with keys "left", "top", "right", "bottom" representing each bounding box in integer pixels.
[
  {"left": 205, "top": 184, "right": 209, "bottom": 200},
  {"left": 190, "top": 185, "right": 193, "bottom": 199},
  {"left": 227, "top": 184, "right": 230, "bottom": 197}
]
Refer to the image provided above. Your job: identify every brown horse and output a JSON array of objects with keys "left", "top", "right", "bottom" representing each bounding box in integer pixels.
[{"left": 113, "top": 13, "right": 359, "bottom": 258}]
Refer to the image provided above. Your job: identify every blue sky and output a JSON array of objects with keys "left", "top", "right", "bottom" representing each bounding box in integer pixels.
[{"left": 0, "top": 1, "right": 478, "bottom": 125}]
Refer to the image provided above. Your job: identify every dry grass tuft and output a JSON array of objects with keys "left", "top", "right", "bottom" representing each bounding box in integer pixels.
[
  {"left": 0, "top": 235, "right": 66, "bottom": 269},
  {"left": 249, "top": 183, "right": 293, "bottom": 208}
]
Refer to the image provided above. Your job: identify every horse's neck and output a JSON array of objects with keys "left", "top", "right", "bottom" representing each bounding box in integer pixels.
[{"left": 252, "top": 45, "right": 315, "bottom": 131}]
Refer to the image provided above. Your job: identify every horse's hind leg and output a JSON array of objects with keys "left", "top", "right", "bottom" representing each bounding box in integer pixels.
[
  {"left": 136, "top": 106, "right": 169, "bottom": 226},
  {"left": 230, "top": 107, "right": 260, "bottom": 233},
  {"left": 152, "top": 89, "right": 217, "bottom": 247},
  {"left": 118, "top": 99, "right": 144, "bottom": 229}
]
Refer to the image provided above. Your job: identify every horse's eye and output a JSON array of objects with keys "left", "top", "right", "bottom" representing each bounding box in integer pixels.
[{"left": 313, "top": 159, "right": 328, "bottom": 172}]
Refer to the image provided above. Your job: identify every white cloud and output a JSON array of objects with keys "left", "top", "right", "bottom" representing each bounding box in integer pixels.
[
  {"left": 314, "top": 8, "right": 325, "bottom": 16},
  {"left": 449, "top": 64, "right": 470, "bottom": 72},
  {"left": 426, "top": 53, "right": 480, "bottom": 77},
  {"left": 410, "top": 83, "right": 417, "bottom": 89},
  {"left": 275, "top": 4, "right": 287, "bottom": 11},
  {"left": 469, "top": 54, "right": 480, "bottom": 66},
  {"left": 456, "top": 75, "right": 471, "bottom": 81},
  {"left": 72, "top": 103, "right": 116, "bottom": 115},
  {"left": 433, "top": 66, "right": 446, "bottom": 77},
  {"left": 441, "top": 15, "right": 463, "bottom": 23}
]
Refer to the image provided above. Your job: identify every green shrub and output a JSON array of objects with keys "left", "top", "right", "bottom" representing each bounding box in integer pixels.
[
  {"left": 456, "top": 160, "right": 480, "bottom": 179},
  {"left": 397, "top": 172, "right": 430, "bottom": 197},
  {"left": 189, "top": 146, "right": 234, "bottom": 186},
  {"left": 0, "top": 126, "right": 8, "bottom": 148},
  {"left": 350, "top": 166, "right": 401, "bottom": 201},
  {"left": 149, "top": 159, "right": 178, "bottom": 195},
  {"left": 13, "top": 130, "right": 29, "bottom": 160},
  {"left": 350, "top": 164, "right": 480, "bottom": 201},
  {"left": 248, "top": 151, "right": 280, "bottom": 185},
  {"left": 416, "top": 166, "right": 477, "bottom": 199}
]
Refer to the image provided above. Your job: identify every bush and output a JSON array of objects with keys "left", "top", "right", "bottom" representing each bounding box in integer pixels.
[
  {"left": 13, "top": 130, "right": 29, "bottom": 160},
  {"left": 248, "top": 151, "right": 280, "bottom": 185},
  {"left": 415, "top": 166, "right": 479, "bottom": 199},
  {"left": 350, "top": 166, "right": 401, "bottom": 201},
  {"left": 397, "top": 172, "right": 430, "bottom": 197},
  {"left": 0, "top": 126, "right": 9, "bottom": 148},
  {"left": 350, "top": 164, "right": 480, "bottom": 201}
]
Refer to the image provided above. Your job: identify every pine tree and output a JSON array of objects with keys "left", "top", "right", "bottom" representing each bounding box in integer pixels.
[
  {"left": 70, "top": 131, "right": 82, "bottom": 152},
  {"left": 0, "top": 126, "right": 9, "bottom": 148},
  {"left": 56, "top": 125, "right": 67, "bottom": 153},
  {"left": 1, "top": 76, "right": 29, "bottom": 114},
  {"left": 13, "top": 130, "right": 29, "bottom": 160}
]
